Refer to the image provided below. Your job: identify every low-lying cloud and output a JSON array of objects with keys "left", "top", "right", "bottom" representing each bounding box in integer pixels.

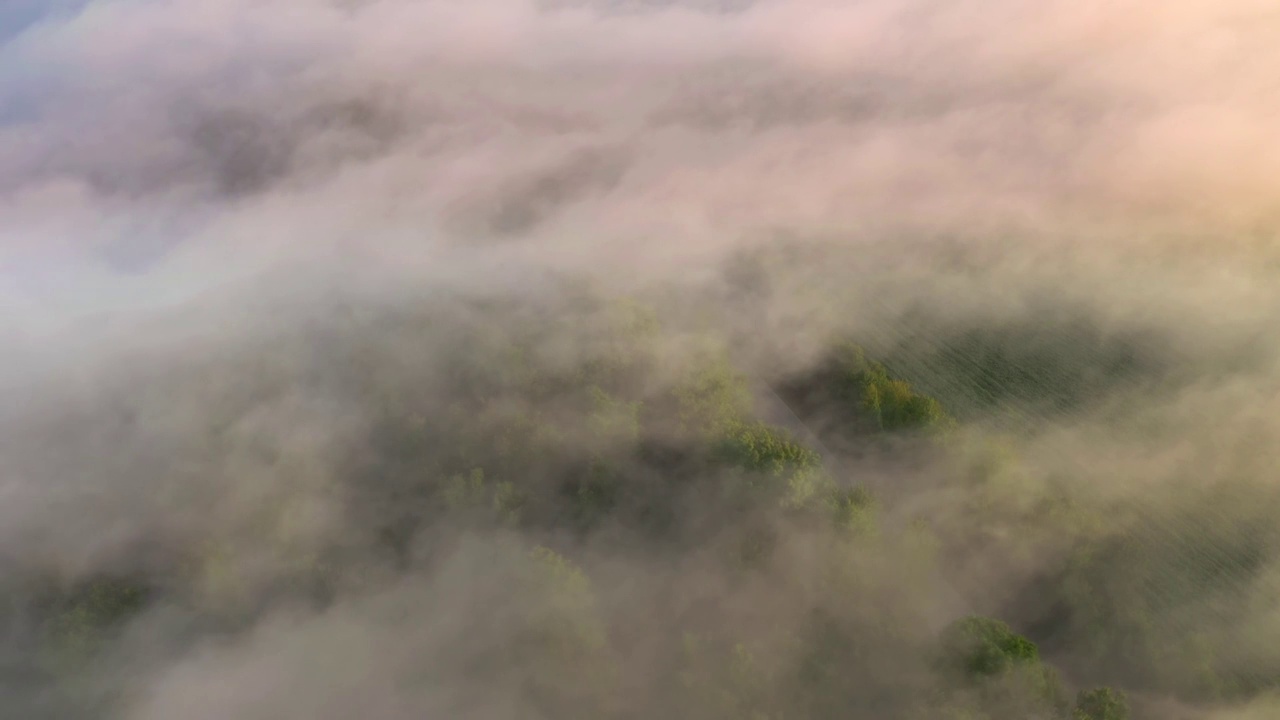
[{"left": 3, "top": 1, "right": 1280, "bottom": 719}]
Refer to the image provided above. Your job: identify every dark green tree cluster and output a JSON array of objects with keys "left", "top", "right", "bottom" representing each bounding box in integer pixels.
[
  {"left": 777, "top": 342, "right": 953, "bottom": 445},
  {"left": 1074, "top": 687, "right": 1131, "bottom": 720},
  {"left": 937, "top": 617, "right": 1131, "bottom": 720}
]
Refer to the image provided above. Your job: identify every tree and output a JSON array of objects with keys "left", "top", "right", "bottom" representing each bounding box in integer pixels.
[
  {"left": 941, "top": 616, "right": 1040, "bottom": 679},
  {"left": 938, "top": 616, "right": 1068, "bottom": 716},
  {"left": 518, "top": 547, "right": 617, "bottom": 719},
  {"left": 1073, "top": 687, "right": 1129, "bottom": 720}
]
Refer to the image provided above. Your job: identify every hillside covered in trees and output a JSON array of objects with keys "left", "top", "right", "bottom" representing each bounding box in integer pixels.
[{"left": 4, "top": 273, "right": 1279, "bottom": 720}]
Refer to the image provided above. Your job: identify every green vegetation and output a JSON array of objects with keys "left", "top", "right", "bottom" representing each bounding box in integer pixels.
[
  {"left": 872, "top": 309, "right": 1165, "bottom": 420},
  {"left": 942, "top": 616, "right": 1041, "bottom": 679},
  {"left": 41, "top": 578, "right": 149, "bottom": 675},
  {"left": 1074, "top": 687, "right": 1131, "bottom": 720},
  {"left": 3, "top": 288, "right": 1255, "bottom": 719}
]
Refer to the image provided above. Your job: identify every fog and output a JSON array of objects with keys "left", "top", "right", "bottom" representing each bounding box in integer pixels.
[{"left": 2, "top": 1, "right": 1279, "bottom": 718}]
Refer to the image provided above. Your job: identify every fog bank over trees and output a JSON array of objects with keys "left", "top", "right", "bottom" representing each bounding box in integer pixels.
[{"left": 3, "top": 1, "right": 1280, "bottom": 719}]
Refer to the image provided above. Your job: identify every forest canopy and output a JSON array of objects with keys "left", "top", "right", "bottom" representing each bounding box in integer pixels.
[{"left": 9, "top": 279, "right": 1268, "bottom": 720}]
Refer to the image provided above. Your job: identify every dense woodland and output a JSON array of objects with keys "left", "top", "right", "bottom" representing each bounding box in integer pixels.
[{"left": 2, "top": 279, "right": 1275, "bottom": 720}]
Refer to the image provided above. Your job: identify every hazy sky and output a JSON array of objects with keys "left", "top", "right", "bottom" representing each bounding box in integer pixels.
[{"left": 2, "top": 0, "right": 1278, "bottom": 366}]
